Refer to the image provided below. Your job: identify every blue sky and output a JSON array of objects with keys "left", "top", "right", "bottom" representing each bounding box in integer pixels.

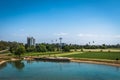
[{"left": 0, "top": 0, "right": 120, "bottom": 45}]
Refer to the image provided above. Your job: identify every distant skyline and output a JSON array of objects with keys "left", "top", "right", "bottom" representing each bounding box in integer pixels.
[{"left": 0, "top": 0, "right": 120, "bottom": 45}]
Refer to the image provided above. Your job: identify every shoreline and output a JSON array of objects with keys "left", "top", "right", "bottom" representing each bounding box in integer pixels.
[
  {"left": 70, "top": 59, "right": 120, "bottom": 67},
  {"left": 31, "top": 57, "right": 120, "bottom": 67},
  {"left": 0, "top": 61, "right": 6, "bottom": 65},
  {"left": 0, "top": 58, "right": 21, "bottom": 65},
  {"left": 0, "top": 57, "right": 120, "bottom": 67}
]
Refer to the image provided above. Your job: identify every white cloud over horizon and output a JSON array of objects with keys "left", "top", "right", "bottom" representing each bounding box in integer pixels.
[
  {"left": 77, "top": 33, "right": 120, "bottom": 38},
  {"left": 54, "top": 32, "right": 68, "bottom": 36}
]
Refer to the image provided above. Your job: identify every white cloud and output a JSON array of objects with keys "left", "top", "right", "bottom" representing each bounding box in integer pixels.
[
  {"left": 77, "top": 33, "right": 120, "bottom": 39},
  {"left": 78, "top": 34, "right": 98, "bottom": 37},
  {"left": 54, "top": 32, "right": 68, "bottom": 36}
]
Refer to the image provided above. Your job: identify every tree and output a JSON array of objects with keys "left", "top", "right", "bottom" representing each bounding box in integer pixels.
[
  {"left": 81, "top": 48, "right": 84, "bottom": 52},
  {"left": 26, "top": 46, "right": 36, "bottom": 52},
  {"left": 15, "top": 45, "right": 25, "bottom": 58},
  {"left": 101, "top": 44, "right": 106, "bottom": 49},
  {"left": 9, "top": 42, "right": 22, "bottom": 53},
  {"left": 63, "top": 45, "right": 70, "bottom": 52},
  {"left": 46, "top": 45, "right": 55, "bottom": 52},
  {"left": 36, "top": 44, "right": 47, "bottom": 52}
]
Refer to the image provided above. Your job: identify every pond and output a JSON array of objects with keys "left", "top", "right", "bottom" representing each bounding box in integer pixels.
[{"left": 0, "top": 60, "right": 120, "bottom": 80}]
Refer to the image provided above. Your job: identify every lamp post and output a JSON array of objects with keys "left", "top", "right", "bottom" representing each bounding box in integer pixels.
[{"left": 59, "top": 37, "right": 62, "bottom": 53}]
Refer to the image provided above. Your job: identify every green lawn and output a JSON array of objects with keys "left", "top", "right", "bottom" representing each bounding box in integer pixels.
[
  {"left": 1, "top": 51, "right": 120, "bottom": 61},
  {"left": 22, "top": 52, "right": 81, "bottom": 57},
  {"left": 21, "top": 51, "right": 120, "bottom": 60},
  {"left": 61, "top": 52, "right": 120, "bottom": 60},
  {"left": 22, "top": 52, "right": 60, "bottom": 57}
]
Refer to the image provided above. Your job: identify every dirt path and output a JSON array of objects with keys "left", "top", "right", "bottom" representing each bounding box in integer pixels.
[
  {"left": 70, "top": 58, "right": 120, "bottom": 67},
  {"left": 0, "top": 49, "right": 9, "bottom": 53}
]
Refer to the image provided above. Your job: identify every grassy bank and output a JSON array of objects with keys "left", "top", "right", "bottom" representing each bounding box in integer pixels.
[
  {"left": 21, "top": 51, "right": 120, "bottom": 60},
  {"left": 16, "top": 52, "right": 120, "bottom": 60},
  {"left": 61, "top": 52, "right": 120, "bottom": 60},
  {"left": 1, "top": 50, "right": 120, "bottom": 61},
  {"left": 22, "top": 52, "right": 81, "bottom": 57}
]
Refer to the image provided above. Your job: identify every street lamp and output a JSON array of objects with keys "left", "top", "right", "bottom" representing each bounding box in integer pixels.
[{"left": 59, "top": 37, "right": 62, "bottom": 53}]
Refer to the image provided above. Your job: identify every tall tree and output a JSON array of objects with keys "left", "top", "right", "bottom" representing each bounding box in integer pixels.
[
  {"left": 36, "top": 44, "right": 47, "bottom": 52},
  {"left": 15, "top": 45, "right": 26, "bottom": 58},
  {"left": 63, "top": 45, "right": 70, "bottom": 52}
]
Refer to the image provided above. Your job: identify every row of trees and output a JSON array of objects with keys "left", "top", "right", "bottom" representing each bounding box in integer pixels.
[
  {"left": 25, "top": 43, "right": 70, "bottom": 52},
  {"left": 1, "top": 41, "right": 120, "bottom": 51},
  {"left": 1, "top": 40, "right": 120, "bottom": 57},
  {"left": 0, "top": 41, "right": 70, "bottom": 57}
]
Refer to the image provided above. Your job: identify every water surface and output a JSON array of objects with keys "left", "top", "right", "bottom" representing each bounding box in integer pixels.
[{"left": 0, "top": 60, "right": 120, "bottom": 80}]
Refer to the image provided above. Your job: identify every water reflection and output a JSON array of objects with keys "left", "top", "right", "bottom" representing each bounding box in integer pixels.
[
  {"left": 27, "top": 60, "right": 34, "bottom": 64},
  {"left": 115, "top": 66, "right": 120, "bottom": 71},
  {"left": 0, "top": 62, "right": 7, "bottom": 70},
  {"left": 10, "top": 61, "right": 25, "bottom": 70},
  {"left": 59, "top": 63, "right": 63, "bottom": 71}
]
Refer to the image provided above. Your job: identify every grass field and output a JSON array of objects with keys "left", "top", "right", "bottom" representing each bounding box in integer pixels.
[
  {"left": 1, "top": 49, "right": 120, "bottom": 61},
  {"left": 71, "top": 49, "right": 120, "bottom": 52},
  {"left": 22, "top": 52, "right": 81, "bottom": 57},
  {"left": 23, "top": 52, "right": 58, "bottom": 56},
  {"left": 21, "top": 51, "right": 120, "bottom": 60},
  {"left": 61, "top": 52, "right": 120, "bottom": 60}
]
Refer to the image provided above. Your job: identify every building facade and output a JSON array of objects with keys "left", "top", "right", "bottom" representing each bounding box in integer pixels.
[{"left": 27, "top": 37, "right": 35, "bottom": 46}]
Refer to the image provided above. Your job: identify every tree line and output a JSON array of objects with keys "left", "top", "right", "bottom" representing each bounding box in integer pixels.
[
  {"left": 0, "top": 40, "right": 120, "bottom": 57},
  {"left": 1, "top": 40, "right": 120, "bottom": 51}
]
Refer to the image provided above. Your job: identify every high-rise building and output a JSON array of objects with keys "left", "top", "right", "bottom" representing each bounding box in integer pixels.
[{"left": 27, "top": 37, "right": 35, "bottom": 46}]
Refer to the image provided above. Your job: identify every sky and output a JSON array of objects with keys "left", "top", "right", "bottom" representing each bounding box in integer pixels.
[{"left": 0, "top": 0, "right": 120, "bottom": 45}]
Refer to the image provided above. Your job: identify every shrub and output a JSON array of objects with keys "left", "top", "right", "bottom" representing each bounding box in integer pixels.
[
  {"left": 100, "top": 50, "right": 103, "bottom": 52},
  {"left": 108, "top": 50, "right": 111, "bottom": 52},
  {"left": 81, "top": 48, "right": 84, "bottom": 52}
]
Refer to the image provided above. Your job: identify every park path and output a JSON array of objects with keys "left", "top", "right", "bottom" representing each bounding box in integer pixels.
[
  {"left": 0, "top": 49, "right": 9, "bottom": 53},
  {"left": 56, "top": 52, "right": 82, "bottom": 57}
]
